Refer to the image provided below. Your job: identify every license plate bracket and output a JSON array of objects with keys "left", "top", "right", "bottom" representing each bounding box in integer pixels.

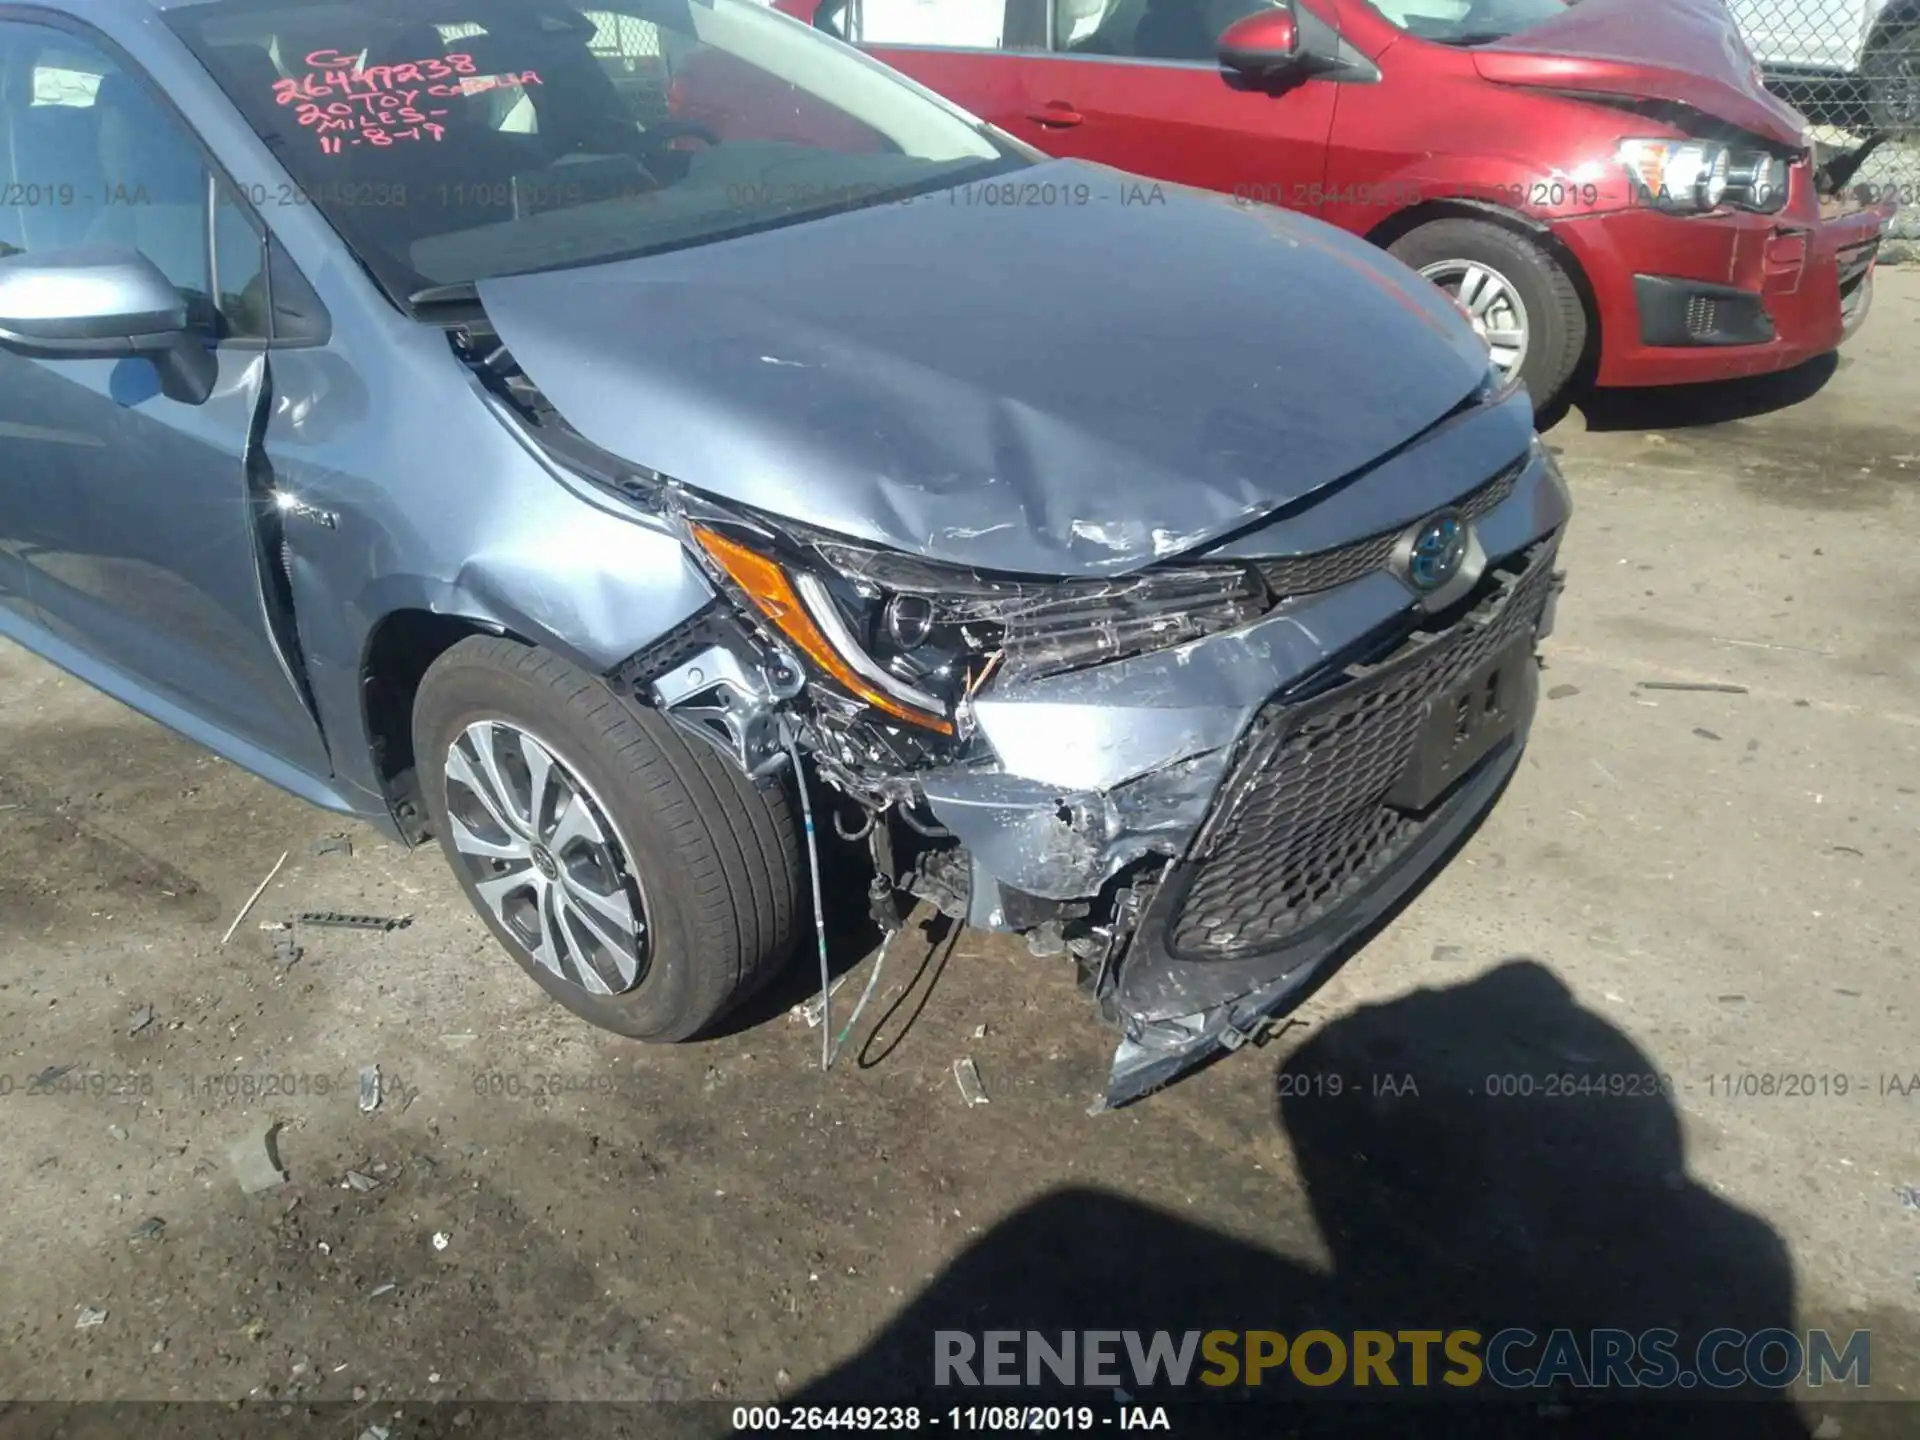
[{"left": 1387, "top": 639, "right": 1537, "bottom": 813}]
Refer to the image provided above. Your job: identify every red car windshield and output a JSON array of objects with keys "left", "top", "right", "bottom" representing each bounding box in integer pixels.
[{"left": 165, "top": 0, "right": 1022, "bottom": 296}]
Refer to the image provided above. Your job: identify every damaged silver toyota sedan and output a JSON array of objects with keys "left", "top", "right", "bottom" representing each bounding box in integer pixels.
[{"left": 0, "top": 0, "right": 1569, "bottom": 1105}]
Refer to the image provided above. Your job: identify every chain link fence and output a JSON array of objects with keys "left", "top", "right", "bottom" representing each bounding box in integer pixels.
[{"left": 1724, "top": 0, "right": 1920, "bottom": 237}]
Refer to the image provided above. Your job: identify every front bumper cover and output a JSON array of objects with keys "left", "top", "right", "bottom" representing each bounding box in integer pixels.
[
  {"left": 1553, "top": 181, "right": 1897, "bottom": 389},
  {"left": 913, "top": 400, "right": 1573, "bottom": 1107},
  {"left": 1101, "top": 534, "right": 1561, "bottom": 1107}
]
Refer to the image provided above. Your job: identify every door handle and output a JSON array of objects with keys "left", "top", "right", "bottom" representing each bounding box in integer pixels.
[{"left": 1026, "top": 102, "right": 1084, "bottom": 127}]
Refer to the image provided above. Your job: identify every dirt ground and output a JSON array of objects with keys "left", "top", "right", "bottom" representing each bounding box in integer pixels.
[{"left": 2, "top": 272, "right": 1918, "bottom": 1436}]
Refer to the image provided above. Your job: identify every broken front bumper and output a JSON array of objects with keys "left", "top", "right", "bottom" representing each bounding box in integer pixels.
[{"left": 917, "top": 414, "right": 1573, "bottom": 1106}]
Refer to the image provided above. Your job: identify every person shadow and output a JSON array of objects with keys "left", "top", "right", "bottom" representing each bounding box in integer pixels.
[{"left": 790, "top": 958, "right": 1815, "bottom": 1438}]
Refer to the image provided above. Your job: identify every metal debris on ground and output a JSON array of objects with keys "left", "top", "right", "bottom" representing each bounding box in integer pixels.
[
  {"left": 972, "top": 1023, "right": 988, "bottom": 1039},
  {"left": 790, "top": 973, "right": 848, "bottom": 1028},
  {"left": 369, "top": 1282, "right": 397, "bottom": 1299},
  {"left": 432, "top": 1230, "right": 452, "bottom": 1251},
  {"left": 128, "top": 1004, "right": 155, "bottom": 1036},
  {"left": 299, "top": 911, "right": 411, "bottom": 932},
  {"left": 222, "top": 851, "right": 290, "bottom": 945},
  {"left": 952, "top": 1057, "right": 990, "bottom": 1107},
  {"left": 358, "top": 1066, "right": 382, "bottom": 1114},
  {"left": 259, "top": 920, "right": 291, "bottom": 932},
  {"left": 75, "top": 1307, "right": 107, "bottom": 1329},
  {"left": 358, "top": 1426, "right": 392, "bottom": 1440},
  {"left": 1898, "top": 1184, "right": 1920, "bottom": 1211},
  {"left": 310, "top": 834, "right": 353, "bottom": 858},
  {"left": 1637, "top": 681, "right": 1749, "bottom": 695},
  {"left": 130, "top": 1217, "right": 166, "bottom": 1242},
  {"left": 344, "top": 1170, "right": 380, "bottom": 1192},
  {"left": 229, "top": 1125, "right": 289, "bottom": 1194}
]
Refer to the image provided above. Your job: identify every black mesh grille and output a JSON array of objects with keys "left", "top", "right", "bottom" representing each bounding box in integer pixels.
[
  {"left": 1685, "top": 295, "right": 1719, "bottom": 338},
  {"left": 1253, "top": 456, "right": 1524, "bottom": 599},
  {"left": 1170, "top": 536, "right": 1560, "bottom": 959}
]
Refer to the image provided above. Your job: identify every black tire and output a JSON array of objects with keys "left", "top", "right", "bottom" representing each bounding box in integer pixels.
[
  {"left": 1864, "top": 27, "right": 1920, "bottom": 137},
  {"left": 1388, "top": 218, "right": 1587, "bottom": 414},
  {"left": 413, "top": 634, "right": 801, "bottom": 1041}
]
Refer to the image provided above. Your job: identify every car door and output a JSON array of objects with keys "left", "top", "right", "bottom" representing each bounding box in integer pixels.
[
  {"left": 817, "top": 0, "right": 1045, "bottom": 131},
  {"left": 0, "top": 19, "right": 330, "bottom": 778},
  {"left": 835, "top": 0, "right": 1337, "bottom": 200},
  {"left": 996, "top": 0, "right": 1338, "bottom": 200}
]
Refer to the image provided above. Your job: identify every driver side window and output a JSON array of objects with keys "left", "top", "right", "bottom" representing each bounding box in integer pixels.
[
  {"left": 0, "top": 23, "right": 213, "bottom": 310},
  {"left": 1054, "top": 0, "right": 1278, "bottom": 58},
  {"left": 828, "top": 0, "right": 1052, "bottom": 50}
]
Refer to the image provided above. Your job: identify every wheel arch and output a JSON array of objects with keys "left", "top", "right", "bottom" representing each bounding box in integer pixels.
[
  {"left": 359, "top": 607, "right": 534, "bottom": 844},
  {"left": 345, "top": 556, "right": 713, "bottom": 841},
  {"left": 1365, "top": 199, "right": 1605, "bottom": 400}
]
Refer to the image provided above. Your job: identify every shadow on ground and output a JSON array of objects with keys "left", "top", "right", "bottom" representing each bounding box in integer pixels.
[
  {"left": 1569, "top": 353, "right": 1839, "bottom": 433},
  {"left": 795, "top": 959, "right": 1822, "bottom": 1436}
]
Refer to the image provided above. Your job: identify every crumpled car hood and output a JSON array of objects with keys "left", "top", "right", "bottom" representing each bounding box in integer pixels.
[
  {"left": 476, "top": 161, "right": 1489, "bottom": 578},
  {"left": 1471, "top": 0, "right": 1807, "bottom": 148}
]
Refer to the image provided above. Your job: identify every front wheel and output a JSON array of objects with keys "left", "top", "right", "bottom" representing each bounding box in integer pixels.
[
  {"left": 413, "top": 635, "right": 801, "bottom": 1041},
  {"left": 1388, "top": 218, "right": 1587, "bottom": 414}
]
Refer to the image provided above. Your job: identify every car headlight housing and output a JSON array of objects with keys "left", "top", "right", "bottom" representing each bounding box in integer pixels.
[
  {"left": 684, "top": 515, "right": 1265, "bottom": 734},
  {"left": 1619, "top": 138, "right": 1731, "bottom": 213},
  {"left": 1725, "top": 150, "right": 1791, "bottom": 213},
  {"left": 1619, "top": 138, "right": 1790, "bottom": 215}
]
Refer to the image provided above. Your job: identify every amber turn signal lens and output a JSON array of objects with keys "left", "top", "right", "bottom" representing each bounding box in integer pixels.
[{"left": 690, "top": 524, "right": 954, "bottom": 735}]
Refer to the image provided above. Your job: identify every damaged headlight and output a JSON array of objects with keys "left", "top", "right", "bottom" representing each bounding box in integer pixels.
[
  {"left": 1619, "top": 138, "right": 1790, "bottom": 215},
  {"left": 685, "top": 517, "right": 1264, "bottom": 734},
  {"left": 1619, "top": 138, "right": 1731, "bottom": 213}
]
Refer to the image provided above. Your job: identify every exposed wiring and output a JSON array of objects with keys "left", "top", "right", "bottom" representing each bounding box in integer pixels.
[
  {"left": 832, "top": 803, "right": 877, "bottom": 843},
  {"left": 965, "top": 650, "right": 1004, "bottom": 700},
  {"left": 826, "top": 927, "right": 894, "bottom": 1070},
  {"left": 785, "top": 722, "right": 832, "bottom": 1072}
]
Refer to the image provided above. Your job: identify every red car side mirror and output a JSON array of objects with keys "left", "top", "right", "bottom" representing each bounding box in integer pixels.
[{"left": 1218, "top": 4, "right": 1302, "bottom": 79}]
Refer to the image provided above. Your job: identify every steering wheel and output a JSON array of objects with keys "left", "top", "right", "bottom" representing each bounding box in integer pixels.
[{"left": 636, "top": 117, "right": 724, "bottom": 170}]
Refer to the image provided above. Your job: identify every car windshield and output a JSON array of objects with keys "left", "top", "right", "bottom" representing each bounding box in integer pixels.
[
  {"left": 164, "top": 0, "right": 1022, "bottom": 299},
  {"left": 1368, "top": 0, "right": 1570, "bottom": 45}
]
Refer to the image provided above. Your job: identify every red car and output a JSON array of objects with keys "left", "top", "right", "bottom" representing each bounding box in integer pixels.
[{"left": 710, "top": 0, "right": 1893, "bottom": 410}]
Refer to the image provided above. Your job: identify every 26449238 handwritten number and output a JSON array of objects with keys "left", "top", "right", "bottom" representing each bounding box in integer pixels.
[{"left": 270, "top": 48, "right": 544, "bottom": 155}]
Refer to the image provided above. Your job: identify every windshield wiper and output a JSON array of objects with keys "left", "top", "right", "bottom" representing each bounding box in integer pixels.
[
  {"left": 408, "top": 280, "right": 486, "bottom": 323},
  {"left": 410, "top": 281, "right": 480, "bottom": 309},
  {"left": 1433, "top": 30, "right": 1514, "bottom": 45}
]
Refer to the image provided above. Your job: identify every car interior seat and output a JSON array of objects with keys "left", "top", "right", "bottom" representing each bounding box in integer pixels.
[
  {"left": 1, "top": 77, "right": 106, "bottom": 257},
  {"left": 85, "top": 71, "right": 210, "bottom": 298}
]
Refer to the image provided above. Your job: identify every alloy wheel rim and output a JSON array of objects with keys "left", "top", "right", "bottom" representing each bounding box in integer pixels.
[
  {"left": 444, "top": 719, "right": 649, "bottom": 996},
  {"left": 1419, "top": 258, "right": 1530, "bottom": 383}
]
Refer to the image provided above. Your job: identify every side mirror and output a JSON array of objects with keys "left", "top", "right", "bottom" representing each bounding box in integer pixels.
[
  {"left": 0, "top": 245, "right": 217, "bottom": 405},
  {"left": 1218, "top": 3, "right": 1304, "bottom": 80}
]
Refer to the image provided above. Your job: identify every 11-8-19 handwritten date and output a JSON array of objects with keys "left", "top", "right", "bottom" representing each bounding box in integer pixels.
[{"left": 272, "top": 47, "right": 545, "bottom": 155}]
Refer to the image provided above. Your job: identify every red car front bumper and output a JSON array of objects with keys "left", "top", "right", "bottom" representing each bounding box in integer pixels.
[{"left": 1553, "top": 190, "right": 1896, "bottom": 390}]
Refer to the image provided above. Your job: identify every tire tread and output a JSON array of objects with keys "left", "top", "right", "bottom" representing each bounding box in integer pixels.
[{"left": 413, "top": 635, "right": 799, "bottom": 1039}]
